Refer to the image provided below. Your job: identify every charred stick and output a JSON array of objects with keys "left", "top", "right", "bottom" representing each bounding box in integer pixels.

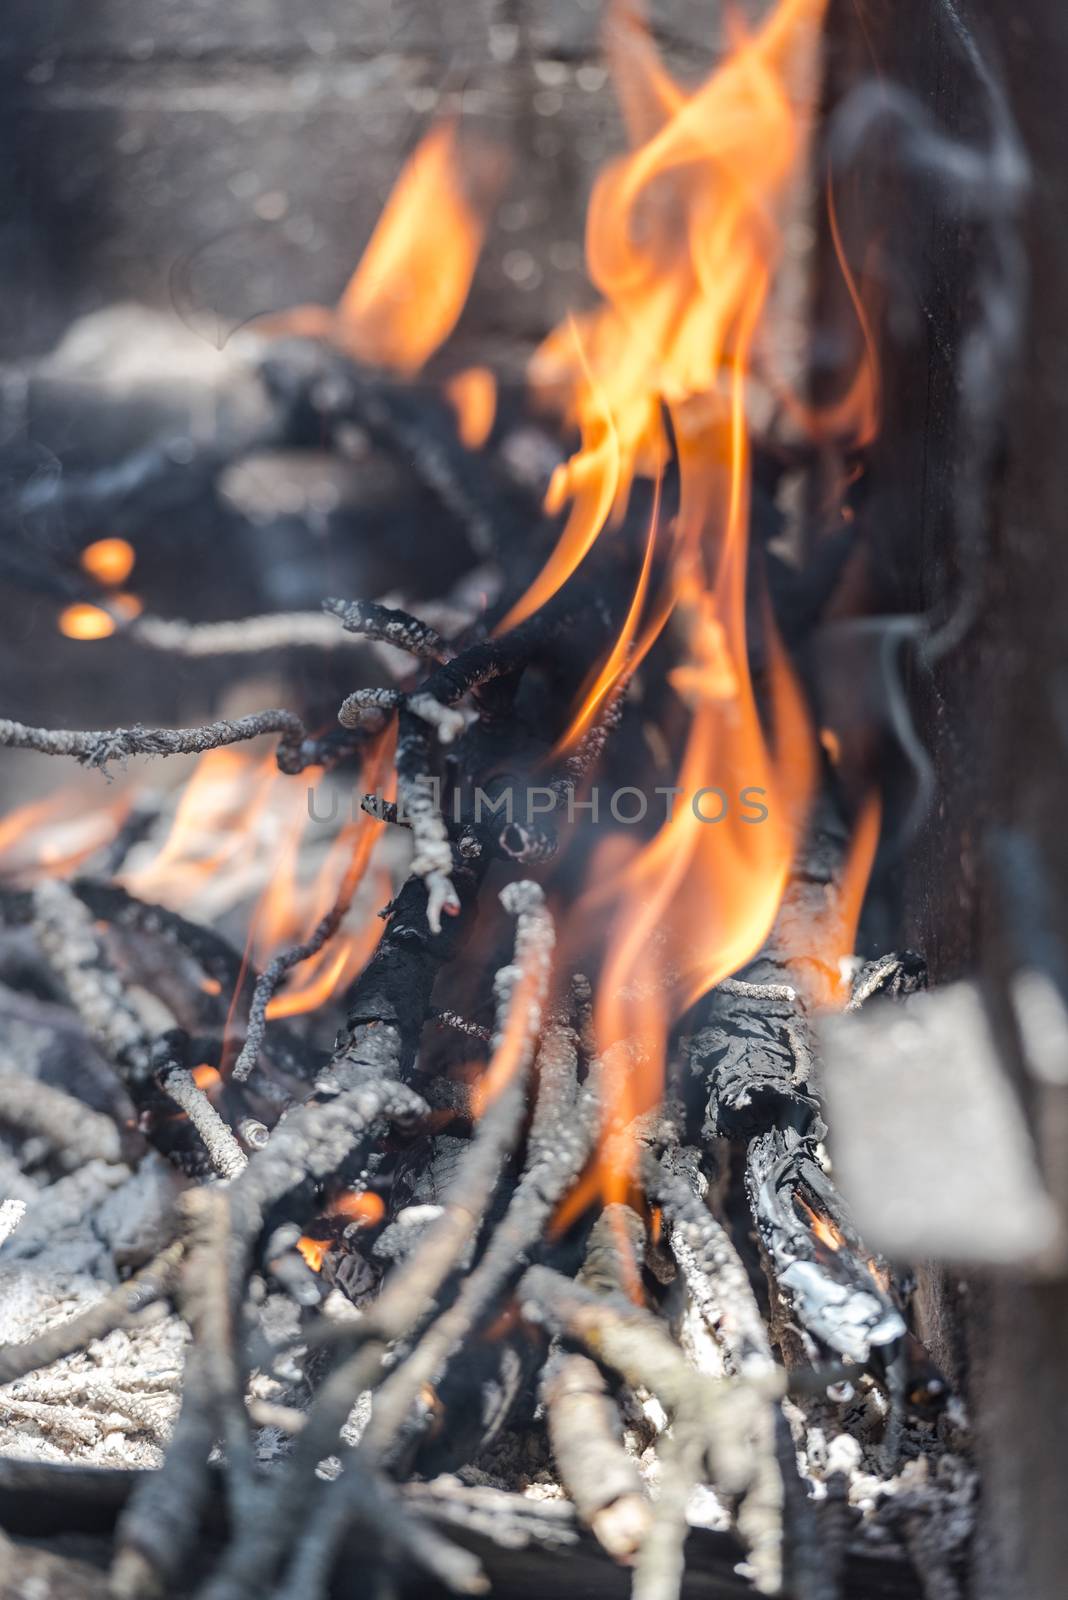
[
  {"left": 160, "top": 1068, "right": 247, "bottom": 1181},
  {"left": 541, "top": 1350, "right": 650, "bottom": 1563},
  {"left": 542, "top": 1207, "right": 651, "bottom": 1561},
  {"left": 0, "top": 1240, "right": 184, "bottom": 1385},
  {"left": 131, "top": 612, "right": 361, "bottom": 656},
  {"left": 111, "top": 1355, "right": 218, "bottom": 1600},
  {"left": 72, "top": 879, "right": 312, "bottom": 1097},
  {"left": 631, "top": 1422, "right": 707, "bottom": 1600},
  {"left": 518, "top": 1266, "right": 785, "bottom": 1595},
  {"left": 31, "top": 879, "right": 155, "bottom": 1085},
  {"left": 0, "top": 1072, "right": 140, "bottom": 1170},
  {"left": 324, "top": 597, "right": 450, "bottom": 663},
  {"left": 395, "top": 704, "right": 460, "bottom": 933},
  {"left": 273, "top": 1467, "right": 487, "bottom": 1600},
  {"left": 526, "top": 1013, "right": 580, "bottom": 1163},
  {"left": 646, "top": 1153, "right": 773, "bottom": 1377},
  {"left": 431, "top": 1010, "right": 493, "bottom": 1044},
  {"left": 0, "top": 709, "right": 310, "bottom": 775},
  {"left": 114, "top": 1190, "right": 257, "bottom": 1599},
  {"left": 357, "top": 882, "right": 555, "bottom": 1456},
  {"left": 218, "top": 889, "right": 558, "bottom": 1597},
  {"left": 338, "top": 687, "right": 402, "bottom": 732},
  {"left": 745, "top": 1127, "right": 905, "bottom": 1366}
]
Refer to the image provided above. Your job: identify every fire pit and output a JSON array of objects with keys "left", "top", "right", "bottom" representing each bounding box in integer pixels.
[{"left": 0, "top": 2, "right": 1060, "bottom": 1597}]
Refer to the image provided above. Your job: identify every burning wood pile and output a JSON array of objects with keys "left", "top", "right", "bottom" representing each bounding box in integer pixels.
[{"left": 2, "top": 1, "right": 1027, "bottom": 1596}]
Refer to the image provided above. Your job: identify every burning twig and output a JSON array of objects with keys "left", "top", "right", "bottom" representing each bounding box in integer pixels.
[
  {"left": 0, "top": 710, "right": 310, "bottom": 775},
  {"left": 230, "top": 789, "right": 382, "bottom": 1084}
]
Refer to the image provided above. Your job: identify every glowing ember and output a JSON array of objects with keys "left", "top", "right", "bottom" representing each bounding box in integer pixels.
[
  {"left": 296, "top": 1236, "right": 327, "bottom": 1272},
  {"left": 191, "top": 1064, "right": 221, "bottom": 1090},
  {"left": 330, "top": 1191, "right": 386, "bottom": 1227},
  {"left": 58, "top": 603, "right": 115, "bottom": 641},
  {"left": 79, "top": 537, "right": 136, "bottom": 587}
]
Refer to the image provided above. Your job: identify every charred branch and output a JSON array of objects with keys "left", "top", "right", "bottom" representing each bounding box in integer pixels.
[
  {"left": 0, "top": 710, "right": 310, "bottom": 776},
  {"left": 159, "top": 1068, "right": 248, "bottom": 1182},
  {"left": 324, "top": 597, "right": 450, "bottom": 663}
]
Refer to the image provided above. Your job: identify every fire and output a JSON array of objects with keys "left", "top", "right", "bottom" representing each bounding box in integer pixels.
[
  {"left": 295, "top": 1191, "right": 386, "bottom": 1274},
  {"left": 516, "top": 0, "right": 827, "bottom": 1209},
  {"left": 331, "top": 1190, "right": 386, "bottom": 1227},
  {"left": 787, "top": 788, "right": 882, "bottom": 1007},
  {"left": 0, "top": 787, "right": 132, "bottom": 878},
  {"left": 798, "top": 1196, "right": 847, "bottom": 1252},
  {"left": 122, "top": 747, "right": 283, "bottom": 910},
  {"left": 445, "top": 366, "right": 498, "bottom": 449},
  {"left": 296, "top": 1236, "right": 327, "bottom": 1273},
  {"left": 264, "top": 119, "right": 505, "bottom": 378},
  {"left": 80, "top": 538, "right": 136, "bottom": 587}
]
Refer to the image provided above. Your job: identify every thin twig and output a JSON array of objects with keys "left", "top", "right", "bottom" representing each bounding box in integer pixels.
[
  {"left": 324, "top": 598, "right": 450, "bottom": 663},
  {"left": 0, "top": 710, "right": 310, "bottom": 775},
  {"left": 160, "top": 1068, "right": 248, "bottom": 1181},
  {"left": 132, "top": 613, "right": 360, "bottom": 656}
]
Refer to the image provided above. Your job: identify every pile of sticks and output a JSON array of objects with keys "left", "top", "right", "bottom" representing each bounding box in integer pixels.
[{"left": 0, "top": 339, "right": 959, "bottom": 1600}]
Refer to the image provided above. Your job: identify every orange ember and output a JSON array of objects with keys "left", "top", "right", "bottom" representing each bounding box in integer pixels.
[
  {"left": 330, "top": 1190, "right": 386, "bottom": 1226},
  {"left": 296, "top": 1236, "right": 327, "bottom": 1272},
  {"left": 59, "top": 603, "right": 115, "bottom": 641},
  {"left": 79, "top": 537, "right": 136, "bottom": 587}
]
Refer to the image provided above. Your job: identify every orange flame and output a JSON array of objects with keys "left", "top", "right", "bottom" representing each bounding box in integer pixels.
[
  {"left": 264, "top": 120, "right": 505, "bottom": 378},
  {"left": 798, "top": 1195, "right": 847, "bottom": 1251},
  {"left": 445, "top": 366, "right": 498, "bottom": 449},
  {"left": 788, "top": 788, "right": 882, "bottom": 1007},
  {"left": 0, "top": 787, "right": 132, "bottom": 879},
  {"left": 523, "top": 0, "right": 828, "bottom": 1211}
]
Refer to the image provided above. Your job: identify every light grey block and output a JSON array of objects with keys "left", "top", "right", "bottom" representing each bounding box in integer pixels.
[{"left": 820, "top": 981, "right": 1063, "bottom": 1268}]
